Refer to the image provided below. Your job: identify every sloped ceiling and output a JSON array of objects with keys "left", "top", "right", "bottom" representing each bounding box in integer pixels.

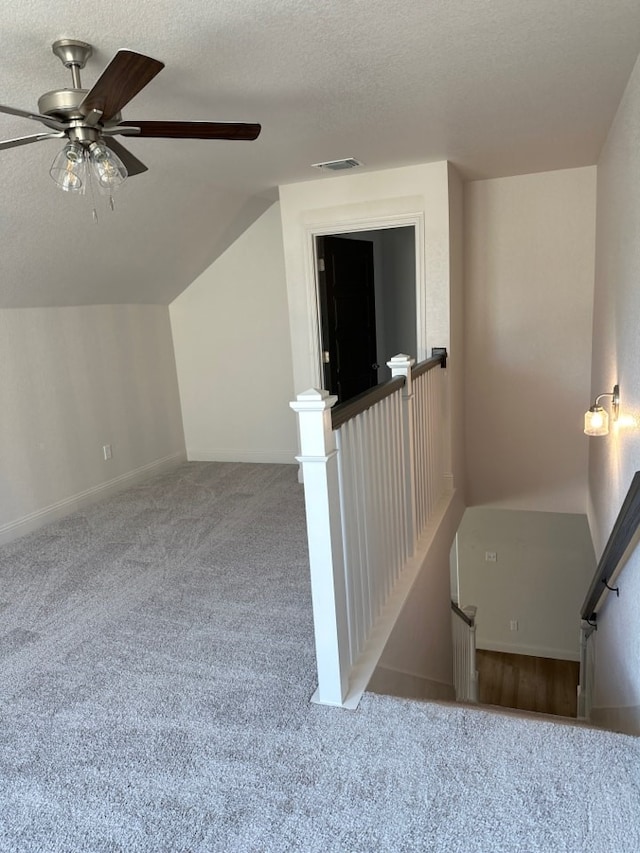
[{"left": 1, "top": 0, "right": 639, "bottom": 308}]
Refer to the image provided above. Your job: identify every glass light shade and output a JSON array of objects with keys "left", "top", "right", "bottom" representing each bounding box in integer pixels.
[
  {"left": 49, "top": 142, "right": 86, "bottom": 192},
  {"left": 89, "top": 142, "right": 127, "bottom": 190},
  {"left": 584, "top": 405, "right": 609, "bottom": 436}
]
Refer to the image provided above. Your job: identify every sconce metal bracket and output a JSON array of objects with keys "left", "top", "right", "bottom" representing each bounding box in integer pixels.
[{"left": 612, "top": 384, "right": 620, "bottom": 420}]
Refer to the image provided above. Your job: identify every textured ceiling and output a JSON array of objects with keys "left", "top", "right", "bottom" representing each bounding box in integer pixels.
[{"left": 1, "top": 0, "right": 639, "bottom": 307}]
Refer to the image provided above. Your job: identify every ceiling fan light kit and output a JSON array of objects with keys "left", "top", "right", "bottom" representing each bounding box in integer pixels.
[
  {"left": 50, "top": 139, "right": 128, "bottom": 195},
  {"left": 0, "top": 38, "right": 261, "bottom": 214},
  {"left": 49, "top": 140, "right": 85, "bottom": 191}
]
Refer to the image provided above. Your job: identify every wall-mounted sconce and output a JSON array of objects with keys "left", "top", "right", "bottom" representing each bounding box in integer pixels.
[{"left": 584, "top": 384, "right": 620, "bottom": 436}]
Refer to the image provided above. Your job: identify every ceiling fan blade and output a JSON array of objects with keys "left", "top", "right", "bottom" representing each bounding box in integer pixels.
[
  {"left": 0, "top": 131, "right": 64, "bottom": 152},
  {"left": 116, "top": 121, "right": 261, "bottom": 141},
  {"left": 104, "top": 137, "right": 148, "bottom": 176},
  {"left": 79, "top": 50, "right": 165, "bottom": 122},
  {"left": 0, "top": 104, "right": 66, "bottom": 131}
]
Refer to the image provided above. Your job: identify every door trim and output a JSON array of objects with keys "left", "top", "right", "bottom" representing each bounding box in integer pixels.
[{"left": 304, "top": 212, "right": 425, "bottom": 389}]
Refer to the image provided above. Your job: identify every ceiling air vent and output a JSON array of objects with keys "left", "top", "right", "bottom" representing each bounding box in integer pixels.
[{"left": 312, "top": 158, "right": 364, "bottom": 171}]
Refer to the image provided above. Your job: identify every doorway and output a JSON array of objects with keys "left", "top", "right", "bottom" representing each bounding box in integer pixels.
[
  {"left": 450, "top": 507, "right": 596, "bottom": 719},
  {"left": 315, "top": 226, "right": 417, "bottom": 404}
]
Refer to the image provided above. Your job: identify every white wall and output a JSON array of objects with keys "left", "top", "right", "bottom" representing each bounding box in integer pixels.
[
  {"left": 457, "top": 508, "right": 596, "bottom": 660},
  {"left": 378, "top": 491, "right": 465, "bottom": 690},
  {"left": 588, "top": 52, "right": 640, "bottom": 730},
  {"left": 0, "top": 305, "right": 186, "bottom": 543},
  {"left": 170, "top": 202, "right": 297, "bottom": 464},
  {"left": 464, "top": 167, "right": 597, "bottom": 514}
]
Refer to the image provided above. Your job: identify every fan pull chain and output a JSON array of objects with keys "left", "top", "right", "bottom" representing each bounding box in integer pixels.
[{"left": 79, "top": 147, "right": 99, "bottom": 224}]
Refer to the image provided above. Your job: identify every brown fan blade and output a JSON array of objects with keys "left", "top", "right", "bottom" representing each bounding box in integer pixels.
[
  {"left": 116, "top": 121, "right": 261, "bottom": 141},
  {"left": 0, "top": 104, "right": 66, "bottom": 131},
  {"left": 79, "top": 50, "right": 164, "bottom": 123},
  {"left": 104, "top": 137, "right": 148, "bottom": 176},
  {"left": 0, "top": 132, "right": 63, "bottom": 151}
]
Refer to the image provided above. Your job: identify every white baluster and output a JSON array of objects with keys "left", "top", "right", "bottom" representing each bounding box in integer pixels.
[{"left": 388, "top": 354, "right": 417, "bottom": 554}]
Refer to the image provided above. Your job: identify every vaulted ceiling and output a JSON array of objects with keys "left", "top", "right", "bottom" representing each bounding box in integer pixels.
[{"left": 1, "top": 0, "right": 639, "bottom": 308}]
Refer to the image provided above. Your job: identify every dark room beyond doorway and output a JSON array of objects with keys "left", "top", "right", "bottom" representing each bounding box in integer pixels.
[{"left": 315, "top": 226, "right": 416, "bottom": 404}]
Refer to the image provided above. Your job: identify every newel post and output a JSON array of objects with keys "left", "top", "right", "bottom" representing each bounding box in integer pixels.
[
  {"left": 388, "top": 354, "right": 417, "bottom": 555},
  {"left": 289, "top": 389, "right": 350, "bottom": 706}
]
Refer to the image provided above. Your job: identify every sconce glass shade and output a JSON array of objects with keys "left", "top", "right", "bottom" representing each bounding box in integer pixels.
[
  {"left": 88, "top": 142, "right": 127, "bottom": 190},
  {"left": 49, "top": 141, "right": 86, "bottom": 192},
  {"left": 584, "top": 406, "right": 609, "bottom": 436},
  {"left": 584, "top": 384, "right": 620, "bottom": 437}
]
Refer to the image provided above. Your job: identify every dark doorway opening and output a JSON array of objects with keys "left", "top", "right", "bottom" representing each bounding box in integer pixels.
[
  {"left": 317, "top": 235, "right": 378, "bottom": 402},
  {"left": 316, "top": 227, "right": 416, "bottom": 404}
]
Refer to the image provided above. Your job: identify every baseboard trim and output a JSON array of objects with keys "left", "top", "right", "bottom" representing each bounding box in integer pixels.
[
  {"left": 187, "top": 449, "right": 297, "bottom": 464},
  {"left": 477, "top": 640, "right": 580, "bottom": 663},
  {"left": 0, "top": 451, "right": 186, "bottom": 547},
  {"left": 591, "top": 703, "right": 640, "bottom": 736}
]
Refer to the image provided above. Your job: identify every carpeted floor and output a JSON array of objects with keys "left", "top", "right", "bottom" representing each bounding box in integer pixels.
[{"left": 0, "top": 461, "right": 638, "bottom": 852}]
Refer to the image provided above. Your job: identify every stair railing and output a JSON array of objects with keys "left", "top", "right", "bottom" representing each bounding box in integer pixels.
[
  {"left": 580, "top": 471, "right": 640, "bottom": 624},
  {"left": 451, "top": 601, "right": 478, "bottom": 703},
  {"left": 291, "top": 349, "right": 449, "bottom": 707},
  {"left": 577, "top": 621, "right": 596, "bottom": 720},
  {"left": 578, "top": 470, "right": 640, "bottom": 720}
]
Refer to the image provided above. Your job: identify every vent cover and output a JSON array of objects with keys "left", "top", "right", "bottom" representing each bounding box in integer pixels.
[{"left": 312, "top": 158, "right": 364, "bottom": 171}]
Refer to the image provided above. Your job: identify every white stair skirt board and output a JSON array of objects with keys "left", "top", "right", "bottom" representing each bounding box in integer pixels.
[
  {"left": 368, "top": 665, "right": 456, "bottom": 703},
  {"left": 311, "top": 486, "right": 457, "bottom": 710},
  {"left": 187, "top": 449, "right": 297, "bottom": 464},
  {"left": 0, "top": 451, "right": 186, "bottom": 547}
]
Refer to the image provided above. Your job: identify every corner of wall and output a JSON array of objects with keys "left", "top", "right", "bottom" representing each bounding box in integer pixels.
[
  {"left": 446, "top": 163, "right": 466, "bottom": 503},
  {"left": 169, "top": 203, "right": 298, "bottom": 463},
  {"left": 0, "top": 304, "right": 186, "bottom": 543}
]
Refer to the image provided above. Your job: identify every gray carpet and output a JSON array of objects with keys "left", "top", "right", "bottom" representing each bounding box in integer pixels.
[{"left": 0, "top": 462, "right": 638, "bottom": 852}]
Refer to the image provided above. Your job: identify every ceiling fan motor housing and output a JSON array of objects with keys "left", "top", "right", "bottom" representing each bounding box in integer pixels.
[
  {"left": 37, "top": 88, "right": 123, "bottom": 126},
  {"left": 38, "top": 89, "right": 88, "bottom": 120}
]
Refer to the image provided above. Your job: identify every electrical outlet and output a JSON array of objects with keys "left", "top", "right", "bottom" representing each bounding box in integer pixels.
[
  {"left": 102, "top": 444, "right": 112, "bottom": 461},
  {"left": 485, "top": 551, "right": 497, "bottom": 562},
  {"left": 510, "top": 619, "right": 519, "bottom": 631}
]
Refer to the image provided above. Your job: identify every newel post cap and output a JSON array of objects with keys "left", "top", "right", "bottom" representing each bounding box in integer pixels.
[
  {"left": 290, "top": 388, "right": 338, "bottom": 413},
  {"left": 387, "top": 353, "right": 415, "bottom": 366},
  {"left": 388, "top": 354, "right": 415, "bottom": 391}
]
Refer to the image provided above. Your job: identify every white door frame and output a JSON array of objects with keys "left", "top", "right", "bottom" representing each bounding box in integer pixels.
[{"left": 303, "top": 212, "right": 426, "bottom": 389}]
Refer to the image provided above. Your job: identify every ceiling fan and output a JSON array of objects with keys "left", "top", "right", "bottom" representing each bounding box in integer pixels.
[{"left": 0, "top": 39, "right": 261, "bottom": 196}]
